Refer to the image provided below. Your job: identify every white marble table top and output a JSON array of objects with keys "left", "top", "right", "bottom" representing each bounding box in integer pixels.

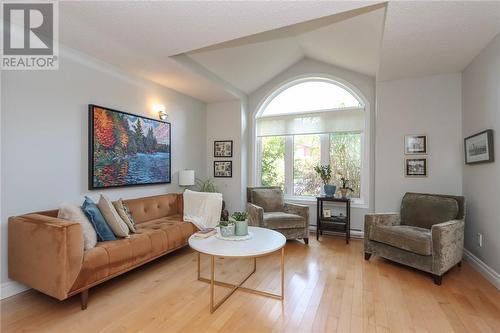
[{"left": 188, "top": 226, "right": 286, "bottom": 257}]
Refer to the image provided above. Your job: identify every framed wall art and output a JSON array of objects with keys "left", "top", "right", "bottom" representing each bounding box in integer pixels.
[
  {"left": 464, "top": 129, "right": 494, "bottom": 164},
  {"left": 405, "top": 135, "right": 427, "bottom": 154},
  {"left": 214, "top": 161, "right": 232, "bottom": 178},
  {"left": 89, "top": 104, "right": 171, "bottom": 189},
  {"left": 405, "top": 158, "right": 427, "bottom": 177},
  {"left": 214, "top": 140, "right": 233, "bottom": 158}
]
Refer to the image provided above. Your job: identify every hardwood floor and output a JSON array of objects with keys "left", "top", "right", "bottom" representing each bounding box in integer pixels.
[{"left": 2, "top": 236, "right": 499, "bottom": 333}]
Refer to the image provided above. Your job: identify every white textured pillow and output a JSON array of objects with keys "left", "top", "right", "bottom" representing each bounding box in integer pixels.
[
  {"left": 98, "top": 194, "right": 129, "bottom": 238},
  {"left": 58, "top": 202, "right": 97, "bottom": 250}
]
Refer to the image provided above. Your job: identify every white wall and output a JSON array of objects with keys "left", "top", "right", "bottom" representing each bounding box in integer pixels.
[
  {"left": 206, "top": 100, "right": 244, "bottom": 213},
  {"left": 248, "top": 57, "right": 376, "bottom": 232},
  {"left": 462, "top": 34, "right": 500, "bottom": 275},
  {"left": 375, "top": 74, "right": 463, "bottom": 212},
  {"left": 0, "top": 46, "right": 207, "bottom": 298}
]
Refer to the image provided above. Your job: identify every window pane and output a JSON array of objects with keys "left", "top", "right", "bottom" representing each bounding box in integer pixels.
[
  {"left": 293, "top": 134, "right": 321, "bottom": 196},
  {"left": 330, "top": 132, "right": 361, "bottom": 198},
  {"left": 263, "top": 81, "right": 361, "bottom": 116},
  {"left": 261, "top": 136, "right": 285, "bottom": 189}
]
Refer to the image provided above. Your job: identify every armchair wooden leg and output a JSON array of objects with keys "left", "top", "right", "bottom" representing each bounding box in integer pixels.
[
  {"left": 303, "top": 238, "right": 309, "bottom": 245},
  {"left": 364, "top": 252, "right": 372, "bottom": 261},
  {"left": 432, "top": 274, "right": 442, "bottom": 286},
  {"left": 457, "top": 261, "right": 462, "bottom": 267},
  {"left": 80, "top": 289, "right": 89, "bottom": 310}
]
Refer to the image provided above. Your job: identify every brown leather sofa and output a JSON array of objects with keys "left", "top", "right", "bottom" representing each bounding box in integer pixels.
[{"left": 8, "top": 193, "right": 196, "bottom": 309}]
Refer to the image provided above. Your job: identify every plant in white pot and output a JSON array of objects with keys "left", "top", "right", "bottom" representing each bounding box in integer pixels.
[
  {"left": 230, "top": 211, "right": 249, "bottom": 236},
  {"left": 216, "top": 220, "right": 235, "bottom": 237}
]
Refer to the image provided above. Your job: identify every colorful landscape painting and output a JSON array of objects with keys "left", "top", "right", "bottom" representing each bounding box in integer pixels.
[{"left": 89, "top": 105, "right": 171, "bottom": 189}]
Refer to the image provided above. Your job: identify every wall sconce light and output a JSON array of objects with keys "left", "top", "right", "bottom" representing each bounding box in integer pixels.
[{"left": 154, "top": 104, "right": 167, "bottom": 120}]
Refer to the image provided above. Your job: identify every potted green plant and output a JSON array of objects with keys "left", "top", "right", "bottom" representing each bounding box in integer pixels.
[
  {"left": 230, "top": 211, "right": 249, "bottom": 236},
  {"left": 216, "top": 220, "right": 235, "bottom": 237},
  {"left": 314, "top": 165, "right": 336, "bottom": 196},
  {"left": 339, "top": 176, "right": 354, "bottom": 198}
]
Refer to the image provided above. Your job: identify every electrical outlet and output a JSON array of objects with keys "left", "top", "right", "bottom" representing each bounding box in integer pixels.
[{"left": 477, "top": 233, "right": 483, "bottom": 247}]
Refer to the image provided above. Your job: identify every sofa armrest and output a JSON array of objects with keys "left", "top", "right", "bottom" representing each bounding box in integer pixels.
[
  {"left": 283, "top": 203, "right": 309, "bottom": 221},
  {"left": 246, "top": 203, "right": 263, "bottom": 227},
  {"left": 8, "top": 214, "right": 84, "bottom": 300},
  {"left": 364, "top": 213, "right": 400, "bottom": 251},
  {"left": 431, "top": 219, "right": 464, "bottom": 275}
]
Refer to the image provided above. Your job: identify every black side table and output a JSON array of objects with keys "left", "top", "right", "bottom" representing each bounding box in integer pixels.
[{"left": 316, "top": 196, "right": 351, "bottom": 244}]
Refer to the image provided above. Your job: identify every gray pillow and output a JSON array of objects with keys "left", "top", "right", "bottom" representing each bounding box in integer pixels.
[
  {"left": 252, "top": 189, "right": 283, "bottom": 212},
  {"left": 401, "top": 193, "right": 459, "bottom": 229}
]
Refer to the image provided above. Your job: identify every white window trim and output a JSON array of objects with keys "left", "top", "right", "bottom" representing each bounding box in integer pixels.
[{"left": 250, "top": 74, "right": 371, "bottom": 208}]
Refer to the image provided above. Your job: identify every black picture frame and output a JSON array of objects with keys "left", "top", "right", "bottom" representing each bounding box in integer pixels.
[
  {"left": 404, "top": 135, "right": 427, "bottom": 155},
  {"left": 405, "top": 158, "right": 427, "bottom": 177},
  {"left": 214, "top": 140, "right": 233, "bottom": 158},
  {"left": 214, "top": 160, "right": 232, "bottom": 178},
  {"left": 464, "top": 129, "right": 494, "bottom": 164},
  {"left": 89, "top": 104, "right": 171, "bottom": 189}
]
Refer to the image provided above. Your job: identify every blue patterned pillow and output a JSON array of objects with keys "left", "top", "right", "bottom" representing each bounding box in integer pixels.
[{"left": 82, "top": 196, "right": 116, "bottom": 241}]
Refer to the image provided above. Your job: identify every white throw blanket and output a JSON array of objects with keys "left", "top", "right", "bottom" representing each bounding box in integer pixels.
[{"left": 183, "top": 189, "right": 222, "bottom": 230}]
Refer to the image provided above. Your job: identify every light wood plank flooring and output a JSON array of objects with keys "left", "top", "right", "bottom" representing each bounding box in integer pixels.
[{"left": 2, "top": 236, "right": 499, "bottom": 333}]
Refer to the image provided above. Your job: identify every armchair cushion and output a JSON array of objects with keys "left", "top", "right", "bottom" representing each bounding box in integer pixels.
[
  {"left": 251, "top": 188, "right": 284, "bottom": 212},
  {"left": 263, "top": 212, "right": 305, "bottom": 229},
  {"left": 370, "top": 225, "right": 432, "bottom": 256},
  {"left": 401, "top": 193, "right": 459, "bottom": 229}
]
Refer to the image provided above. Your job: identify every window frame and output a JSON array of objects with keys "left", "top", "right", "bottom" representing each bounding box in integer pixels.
[{"left": 252, "top": 75, "right": 370, "bottom": 208}]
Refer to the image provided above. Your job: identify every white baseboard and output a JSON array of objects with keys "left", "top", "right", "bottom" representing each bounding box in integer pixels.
[
  {"left": 463, "top": 249, "right": 500, "bottom": 290},
  {"left": 1, "top": 281, "right": 29, "bottom": 300}
]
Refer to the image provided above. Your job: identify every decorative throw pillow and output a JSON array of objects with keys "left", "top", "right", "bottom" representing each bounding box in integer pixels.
[
  {"left": 82, "top": 196, "right": 116, "bottom": 242},
  {"left": 58, "top": 202, "right": 97, "bottom": 250},
  {"left": 252, "top": 188, "right": 284, "bottom": 212},
  {"left": 98, "top": 194, "right": 129, "bottom": 238},
  {"left": 112, "top": 199, "right": 136, "bottom": 233}
]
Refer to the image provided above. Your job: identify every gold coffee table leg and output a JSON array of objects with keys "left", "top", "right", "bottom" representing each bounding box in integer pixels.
[{"left": 197, "top": 248, "right": 285, "bottom": 313}]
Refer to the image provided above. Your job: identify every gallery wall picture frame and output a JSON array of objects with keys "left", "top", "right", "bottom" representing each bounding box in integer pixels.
[
  {"left": 214, "top": 140, "right": 233, "bottom": 158},
  {"left": 214, "top": 160, "right": 232, "bottom": 178},
  {"left": 405, "top": 135, "right": 427, "bottom": 155},
  {"left": 405, "top": 158, "right": 427, "bottom": 177},
  {"left": 88, "top": 104, "right": 171, "bottom": 189},
  {"left": 464, "top": 129, "right": 494, "bottom": 164}
]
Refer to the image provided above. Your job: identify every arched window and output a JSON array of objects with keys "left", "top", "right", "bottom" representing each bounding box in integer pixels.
[{"left": 255, "top": 77, "right": 367, "bottom": 200}]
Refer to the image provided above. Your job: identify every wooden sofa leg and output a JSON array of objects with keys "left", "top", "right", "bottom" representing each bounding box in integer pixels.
[
  {"left": 364, "top": 252, "right": 372, "bottom": 261},
  {"left": 432, "top": 274, "right": 442, "bottom": 286},
  {"left": 80, "top": 289, "right": 89, "bottom": 310},
  {"left": 303, "top": 238, "right": 309, "bottom": 245}
]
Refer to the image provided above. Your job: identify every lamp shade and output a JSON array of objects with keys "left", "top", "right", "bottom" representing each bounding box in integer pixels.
[{"left": 179, "top": 169, "right": 195, "bottom": 186}]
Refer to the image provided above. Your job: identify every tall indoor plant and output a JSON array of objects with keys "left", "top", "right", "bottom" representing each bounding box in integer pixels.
[{"left": 314, "top": 165, "right": 336, "bottom": 196}]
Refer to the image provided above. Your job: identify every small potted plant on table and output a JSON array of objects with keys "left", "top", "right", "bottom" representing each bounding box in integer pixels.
[
  {"left": 339, "top": 177, "right": 354, "bottom": 198},
  {"left": 314, "top": 165, "right": 336, "bottom": 197},
  {"left": 230, "top": 212, "right": 249, "bottom": 236},
  {"left": 216, "top": 220, "right": 235, "bottom": 237}
]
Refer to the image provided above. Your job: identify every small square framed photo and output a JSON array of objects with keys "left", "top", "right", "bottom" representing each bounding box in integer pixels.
[
  {"left": 405, "top": 135, "right": 427, "bottom": 155},
  {"left": 464, "top": 129, "right": 494, "bottom": 164},
  {"left": 214, "top": 161, "right": 232, "bottom": 178},
  {"left": 323, "top": 209, "right": 332, "bottom": 218},
  {"left": 214, "top": 140, "right": 233, "bottom": 158},
  {"left": 405, "top": 158, "right": 427, "bottom": 177}
]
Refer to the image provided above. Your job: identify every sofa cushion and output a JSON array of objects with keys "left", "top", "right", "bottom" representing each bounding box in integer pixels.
[
  {"left": 401, "top": 193, "right": 459, "bottom": 229},
  {"left": 82, "top": 196, "right": 116, "bottom": 242},
  {"left": 98, "top": 195, "right": 129, "bottom": 238},
  {"left": 252, "top": 189, "right": 283, "bottom": 212},
  {"left": 370, "top": 225, "right": 432, "bottom": 256},
  {"left": 124, "top": 194, "right": 182, "bottom": 224},
  {"left": 263, "top": 212, "right": 305, "bottom": 229}
]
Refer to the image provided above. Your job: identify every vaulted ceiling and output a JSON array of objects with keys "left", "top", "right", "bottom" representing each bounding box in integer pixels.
[{"left": 59, "top": 1, "right": 500, "bottom": 103}]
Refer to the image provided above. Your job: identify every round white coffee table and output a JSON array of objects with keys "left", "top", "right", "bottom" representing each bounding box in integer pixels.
[{"left": 189, "top": 226, "right": 286, "bottom": 313}]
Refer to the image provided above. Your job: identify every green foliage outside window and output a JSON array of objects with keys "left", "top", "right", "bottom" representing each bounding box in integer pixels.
[
  {"left": 261, "top": 136, "right": 285, "bottom": 189},
  {"left": 330, "top": 132, "right": 361, "bottom": 198}
]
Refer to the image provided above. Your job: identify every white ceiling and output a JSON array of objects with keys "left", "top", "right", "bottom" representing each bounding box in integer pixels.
[
  {"left": 186, "top": 5, "right": 386, "bottom": 94},
  {"left": 378, "top": 1, "right": 500, "bottom": 81},
  {"left": 59, "top": 1, "right": 378, "bottom": 102},
  {"left": 59, "top": 1, "right": 500, "bottom": 103}
]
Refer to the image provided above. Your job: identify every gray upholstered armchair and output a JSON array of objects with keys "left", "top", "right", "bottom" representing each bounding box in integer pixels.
[
  {"left": 247, "top": 187, "right": 309, "bottom": 244},
  {"left": 364, "top": 192, "right": 466, "bottom": 285}
]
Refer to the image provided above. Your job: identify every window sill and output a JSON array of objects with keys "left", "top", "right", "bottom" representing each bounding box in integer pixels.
[{"left": 284, "top": 196, "right": 368, "bottom": 209}]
